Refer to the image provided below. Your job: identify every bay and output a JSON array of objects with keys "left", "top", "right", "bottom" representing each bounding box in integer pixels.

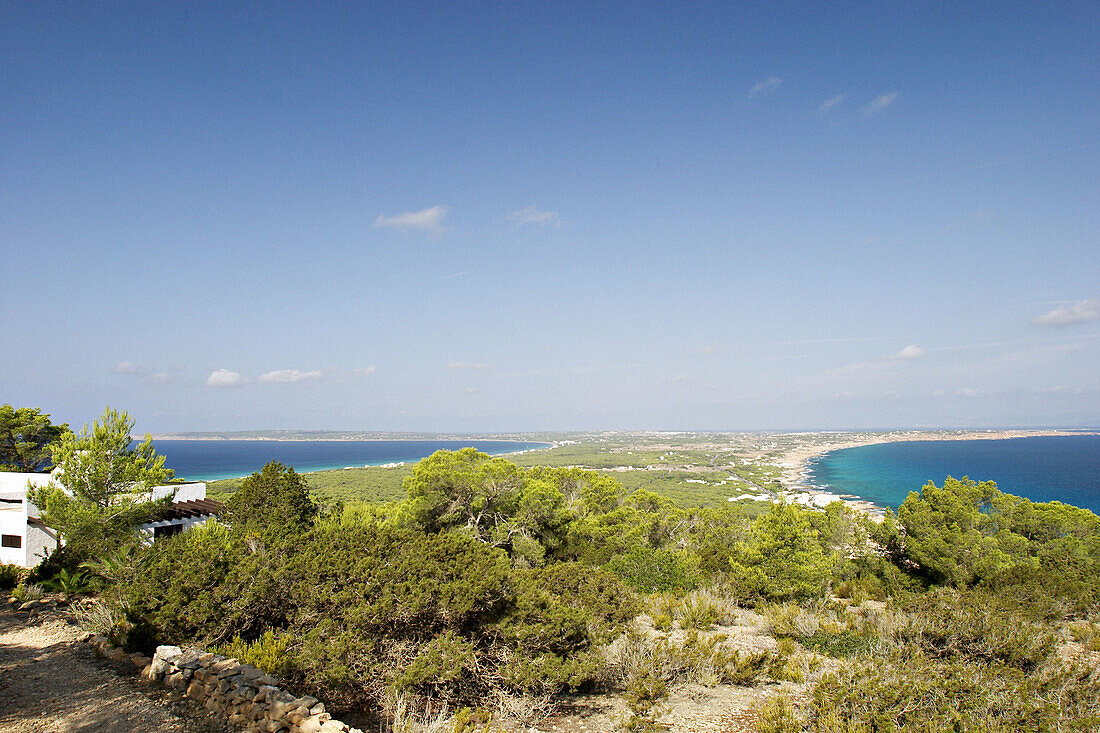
[
  {"left": 807, "top": 434, "right": 1100, "bottom": 514},
  {"left": 152, "top": 439, "right": 550, "bottom": 481}
]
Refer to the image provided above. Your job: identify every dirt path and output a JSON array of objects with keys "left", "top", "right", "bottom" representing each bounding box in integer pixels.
[{"left": 0, "top": 604, "right": 236, "bottom": 733}]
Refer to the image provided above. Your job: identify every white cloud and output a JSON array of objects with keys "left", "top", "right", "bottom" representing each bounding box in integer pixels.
[
  {"left": 206, "top": 369, "right": 247, "bottom": 388},
  {"left": 893, "top": 345, "right": 926, "bottom": 360},
  {"left": 818, "top": 94, "right": 848, "bottom": 112},
  {"left": 258, "top": 369, "right": 324, "bottom": 384},
  {"left": 1031, "top": 298, "right": 1100, "bottom": 327},
  {"left": 862, "top": 92, "right": 899, "bottom": 115},
  {"left": 111, "top": 361, "right": 142, "bottom": 375},
  {"left": 447, "top": 361, "right": 489, "bottom": 370},
  {"left": 509, "top": 205, "right": 561, "bottom": 228},
  {"left": 748, "top": 77, "right": 782, "bottom": 98},
  {"left": 373, "top": 205, "right": 449, "bottom": 235},
  {"left": 111, "top": 361, "right": 172, "bottom": 384},
  {"left": 351, "top": 366, "right": 377, "bottom": 377}
]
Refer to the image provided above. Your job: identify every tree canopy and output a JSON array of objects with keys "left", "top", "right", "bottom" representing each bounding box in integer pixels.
[
  {"left": 28, "top": 407, "right": 173, "bottom": 559},
  {"left": 220, "top": 461, "right": 319, "bottom": 541},
  {"left": 0, "top": 404, "right": 69, "bottom": 472},
  {"left": 898, "top": 476, "right": 1100, "bottom": 587}
]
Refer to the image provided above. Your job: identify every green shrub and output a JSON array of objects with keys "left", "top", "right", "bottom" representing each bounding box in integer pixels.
[
  {"left": 70, "top": 599, "right": 129, "bottom": 640},
  {"left": 211, "top": 630, "right": 295, "bottom": 677},
  {"left": 895, "top": 589, "right": 1057, "bottom": 671},
  {"left": 0, "top": 563, "right": 25, "bottom": 590},
  {"left": 220, "top": 461, "right": 319, "bottom": 541},
  {"left": 754, "top": 695, "right": 801, "bottom": 733},
  {"left": 606, "top": 545, "right": 701, "bottom": 593},
  {"left": 675, "top": 590, "right": 720, "bottom": 630},
  {"left": 801, "top": 630, "right": 875, "bottom": 658},
  {"left": 44, "top": 568, "right": 91, "bottom": 595},
  {"left": 729, "top": 503, "right": 836, "bottom": 604},
  {"left": 12, "top": 583, "right": 44, "bottom": 602},
  {"left": 807, "top": 648, "right": 1100, "bottom": 732},
  {"left": 395, "top": 631, "right": 479, "bottom": 700}
]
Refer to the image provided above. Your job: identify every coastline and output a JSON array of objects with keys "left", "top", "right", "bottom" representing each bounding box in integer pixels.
[
  {"left": 777, "top": 428, "right": 1097, "bottom": 515},
  {"left": 194, "top": 441, "right": 554, "bottom": 483}
]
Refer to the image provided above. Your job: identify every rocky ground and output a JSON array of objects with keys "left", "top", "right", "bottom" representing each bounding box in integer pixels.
[
  {"left": 0, "top": 602, "right": 238, "bottom": 733},
  {"left": 0, "top": 598, "right": 828, "bottom": 733}
]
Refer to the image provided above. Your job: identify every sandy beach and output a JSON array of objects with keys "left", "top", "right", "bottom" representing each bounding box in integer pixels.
[{"left": 776, "top": 428, "right": 1095, "bottom": 515}]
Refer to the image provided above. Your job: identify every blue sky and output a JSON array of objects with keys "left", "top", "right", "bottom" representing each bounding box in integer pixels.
[{"left": 2, "top": 2, "right": 1097, "bottom": 432}]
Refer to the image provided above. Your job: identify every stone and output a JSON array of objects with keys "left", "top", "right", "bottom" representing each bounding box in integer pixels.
[
  {"left": 238, "top": 665, "right": 264, "bottom": 681},
  {"left": 130, "top": 653, "right": 151, "bottom": 668},
  {"left": 218, "top": 664, "right": 244, "bottom": 679},
  {"left": 296, "top": 717, "right": 326, "bottom": 733},
  {"left": 308, "top": 703, "right": 325, "bottom": 716},
  {"left": 107, "top": 647, "right": 128, "bottom": 664},
  {"left": 154, "top": 645, "right": 183, "bottom": 662},
  {"left": 164, "top": 671, "right": 186, "bottom": 689},
  {"left": 175, "top": 649, "right": 204, "bottom": 669},
  {"left": 255, "top": 673, "right": 279, "bottom": 687},
  {"left": 186, "top": 681, "right": 205, "bottom": 700},
  {"left": 268, "top": 697, "right": 300, "bottom": 720},
  {"left": 317, "top": 722, "right": 345, "bottom": 732}
]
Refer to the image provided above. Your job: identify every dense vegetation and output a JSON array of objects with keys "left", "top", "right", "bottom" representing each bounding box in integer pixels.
[
  {"left": 0, "top": 404, "right": 69, "bottom": 472},
  {"left": 28, "top": 408, "right": 174, "bottom": 560},
  {"left": 19, "top": 442, "right": 1100, "bottom": 731}
]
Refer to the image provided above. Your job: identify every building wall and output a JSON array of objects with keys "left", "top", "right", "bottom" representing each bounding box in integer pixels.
[
  {"left": 0, "top": 473, "right": 55, "bottom": 567},
  {"left": 0, "top": 472, "right": 208, "bottom": 567},
  {"left": 24, "top": 523, "right": 57, "bottom": 566}
]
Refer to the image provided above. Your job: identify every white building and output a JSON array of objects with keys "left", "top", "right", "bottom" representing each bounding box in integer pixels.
[{"left": 0, "top": 471, "right": 221, "bottom": 568}]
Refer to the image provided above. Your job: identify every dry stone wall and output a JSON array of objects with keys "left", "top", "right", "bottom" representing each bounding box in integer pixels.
[{"left": 89, "top": 636, "right": 363, "bottom": 733}]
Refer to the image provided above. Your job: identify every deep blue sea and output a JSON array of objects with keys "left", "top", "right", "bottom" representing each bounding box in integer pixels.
[
  {"left": 807, "top": 435, "right": 1100, "bottom": 514},
  {"left": 152, "top": 439, "right": 550, "bottom": 481}
]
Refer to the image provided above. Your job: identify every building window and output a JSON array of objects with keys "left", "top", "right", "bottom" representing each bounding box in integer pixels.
[
  {"left": 1, "top": 534, "right": 21, "bottom": 549},
  {"left": 153, "top": 523, "right": 184, "bottom": 540}
]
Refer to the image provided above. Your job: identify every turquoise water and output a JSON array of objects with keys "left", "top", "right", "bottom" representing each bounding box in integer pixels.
[
  {"left": 152, "top": 439, "right": 550, "bottom": 481},
  {"left": 807, "top": 435, "right": 1100, "bottom": 514}
]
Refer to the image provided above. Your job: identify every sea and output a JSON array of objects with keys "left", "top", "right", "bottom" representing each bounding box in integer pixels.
[
  {"left": 151, "top": 439, "right": 551, "bottom": 482},
  {"left": 806, "top": 434, "right": 1100, "bottom": 514}
]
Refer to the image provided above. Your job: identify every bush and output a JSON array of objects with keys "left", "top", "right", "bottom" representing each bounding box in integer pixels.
[
  {"left": 220, "top": 461, "right": 319, "bottom": 541},
  {"left": 754, "top": 695, "right": 801, "bottom": 733},
  {"left": 895, "top": 589, "right": 1057, "bottom": 671},
  {"left": 807, "top": 648, "right": 1100, "bottom": 732},
  {"left": 70, "top": 598, "right": 129, "bottom": 640},
  {"left": 606, "top": 545, "right": 701, "bottom": 593},
  {"left": 211, "top": 630, "right": 295, "bottom": 677},
  {"left": 12, "top": 583, "right": 44, "bottom": 602},
  {"left": 729, "top": 503, "right": 835, "bottom": 604},
  {"left": 0, "top": 563, "right": 25, "bottom": 590},
  {"left": 43, "top": 568, "right": 91, "bottom": 595},
  {"left": 675, "top": 590, "right": 720, "bottom": 630}
]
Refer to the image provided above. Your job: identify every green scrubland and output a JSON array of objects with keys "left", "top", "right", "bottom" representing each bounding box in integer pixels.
[{"left": 20, "top": 449, "right": 1100, "bottom": 732}]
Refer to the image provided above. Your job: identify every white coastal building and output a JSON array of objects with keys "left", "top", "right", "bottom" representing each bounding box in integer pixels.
[{"left": 0, "top": 471, "right": 221, "bottom": 568}]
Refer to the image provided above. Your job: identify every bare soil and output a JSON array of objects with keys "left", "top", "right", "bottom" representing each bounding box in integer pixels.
[{"left": 0, "top": 603, "right": 237, "bottom": 733}]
